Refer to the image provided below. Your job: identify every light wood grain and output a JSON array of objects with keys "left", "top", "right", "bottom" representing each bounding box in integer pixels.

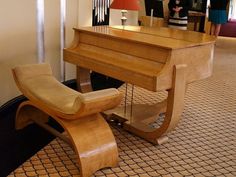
[
  {"left": 12, "top": 63, "right": 122, "bottom": 177},
  {"left": 139, "top": 16, "right": 166, "bottom": 27},
  {"left": 64, "top": 26, "right": 216, "bottom": 144},
  {"left": 64, "top": 26, "right": 215, "bottom": 91}
]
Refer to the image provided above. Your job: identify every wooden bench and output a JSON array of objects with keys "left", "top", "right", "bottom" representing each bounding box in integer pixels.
[{"left": 12, "top": 63, "right": 123, "bottom": 177}]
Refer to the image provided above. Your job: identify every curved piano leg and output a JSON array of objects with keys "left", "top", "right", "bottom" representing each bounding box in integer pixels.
[
  {"left": 77, "top": 66, "right": 93, "bottom": 92},
  {"left": 76, "top": 63, "right": 186, "bottom": 145},
  {"left": 15, "top": 101, "right": 118, "bottom": 177},
  {"left": 123, "top": 64, "right": 187, "bottom": 144}
]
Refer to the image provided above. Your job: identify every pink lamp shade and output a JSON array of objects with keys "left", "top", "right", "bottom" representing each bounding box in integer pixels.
[{"left": 110, "top": 0, "right": 140, "bottom": 11}]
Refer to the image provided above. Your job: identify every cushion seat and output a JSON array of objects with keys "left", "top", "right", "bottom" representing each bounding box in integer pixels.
[
  {"left": 13, "top": 63, "right": 122, "bottom": 119},
  {"left": 21, "top": 75, "right": 82, "bottom": 114}
]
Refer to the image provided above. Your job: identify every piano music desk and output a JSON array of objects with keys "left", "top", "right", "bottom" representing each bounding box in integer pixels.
[{"left": 64, "top": 26, "right": 216, "bottom": 144}]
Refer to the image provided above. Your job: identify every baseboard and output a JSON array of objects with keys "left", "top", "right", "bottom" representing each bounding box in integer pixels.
[
  {"left": 0, "top": 95, "right": 27, "bottom": 119},
  {"left": 0, "top": 79, "right": 77, "bottom": 177}
]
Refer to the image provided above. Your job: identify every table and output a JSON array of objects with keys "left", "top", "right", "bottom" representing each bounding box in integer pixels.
[{"left": 188, "top": 10, "right": 206, "bottom": 31}]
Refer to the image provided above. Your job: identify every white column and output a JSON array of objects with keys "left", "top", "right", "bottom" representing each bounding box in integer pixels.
[
  {"left": 36, "top": 0, "right": 45, "bottom": 63},
  {"left": 60, "top": 0, "right": 66, "bottom": 82}
]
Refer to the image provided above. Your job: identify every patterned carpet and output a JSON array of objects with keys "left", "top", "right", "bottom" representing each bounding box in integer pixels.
[{"left": 9, "top": 37, "right": 236, "bottom": 177}]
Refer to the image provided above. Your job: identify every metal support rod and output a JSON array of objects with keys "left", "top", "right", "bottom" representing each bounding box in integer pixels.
[
  {"left": 130, "top": 84, "right": 134, "bottom": 117},
  {"left": 124, "top": 83, "right": 128, "bottom": 116},
  {"left": 31, "top": 117, "right": 73, "bottom": 147}
]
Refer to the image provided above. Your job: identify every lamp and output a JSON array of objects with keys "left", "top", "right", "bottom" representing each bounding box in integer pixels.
[{"left": 110, "top": 0, "right": 140, "bottom": 26}]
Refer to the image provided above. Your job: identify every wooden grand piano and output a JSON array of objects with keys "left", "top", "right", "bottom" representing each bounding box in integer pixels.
[{"left": 64, "top": 26, "right": 216, "bottom": 144}]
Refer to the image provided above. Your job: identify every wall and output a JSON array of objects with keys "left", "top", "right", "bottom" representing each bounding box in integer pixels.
[
  {"left": 0, "top": 0, "right": 138, "bottom": 107},
  {"left": 77, "top": 0, "right": 92, "bottom": 27},
  {"left": 0, "top": 0, "right": 37, "bottom": 106},
  {"left": 0, "top": 0, "right": 78, "bottom": 106},
  {"left": 229, "top": 0, "right": 236, "bottom": 19}
]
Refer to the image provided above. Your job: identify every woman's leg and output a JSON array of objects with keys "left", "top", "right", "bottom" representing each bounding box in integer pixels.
[
  {"left": 210, "top": 23, "right": 216, "bottom": 36},
  {"left": 215, "top": 24, "right": 222, "bottom": 37}
]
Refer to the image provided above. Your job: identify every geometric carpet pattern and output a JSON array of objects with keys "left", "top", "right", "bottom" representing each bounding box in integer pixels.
[{"left": 8, "top": 37, "right": 236, "bottom": 177}]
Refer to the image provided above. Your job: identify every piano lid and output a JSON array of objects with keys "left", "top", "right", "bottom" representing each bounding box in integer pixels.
[{"left": 76, "top": 25, "right": 216, "bottom": 50}]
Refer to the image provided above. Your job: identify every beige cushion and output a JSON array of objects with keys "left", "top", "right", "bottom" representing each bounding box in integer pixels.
[
  {"left": 20, "top": 74, "right": 83, "bottom": 114},
  {"left": 12, "top": 63, "right": 122, "bottom": 118}
]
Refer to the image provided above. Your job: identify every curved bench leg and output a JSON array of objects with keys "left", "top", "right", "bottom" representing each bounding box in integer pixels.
[
  {"left": 15, "top": 101, "right": 49, "bottom": 130},
  {"left": 55, "top": 113, "right": 118, "bottom": 177},
  {"left": 16, "top": 101, "right": 118, "bottom": 177}
]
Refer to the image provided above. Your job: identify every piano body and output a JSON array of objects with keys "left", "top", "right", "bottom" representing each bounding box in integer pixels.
[{"left": 64, "top": 26, "right": 215, "bottom": 144}]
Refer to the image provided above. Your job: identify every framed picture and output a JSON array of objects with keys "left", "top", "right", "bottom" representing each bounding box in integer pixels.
[{"left": 189, "top": 0, "right": 207, "bottom": 12}]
